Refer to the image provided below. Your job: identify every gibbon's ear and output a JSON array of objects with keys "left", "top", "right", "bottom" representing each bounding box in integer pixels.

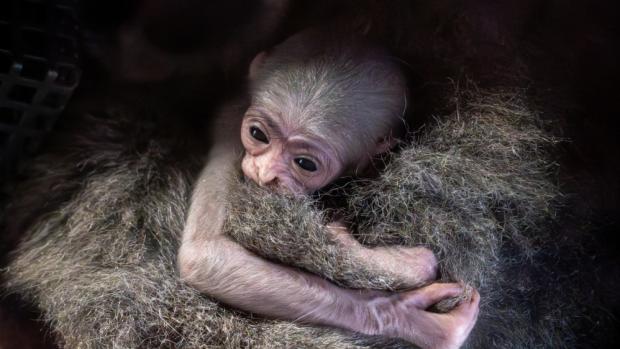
[
  {"left": 249, "top": 51, "right": 268, "bottom": 79},
  {"left": 374, "top": 134, "right": 398, "bottom": 155}
]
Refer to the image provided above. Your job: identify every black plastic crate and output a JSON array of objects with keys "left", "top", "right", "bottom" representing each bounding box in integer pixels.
[{"left": 0, "top": 0, "right": 81, "bottom": 183}]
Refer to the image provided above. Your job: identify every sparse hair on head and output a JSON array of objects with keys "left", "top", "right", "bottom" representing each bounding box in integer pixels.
[{"left": 250, "top": 28, "right": 407, "bottom": 168}]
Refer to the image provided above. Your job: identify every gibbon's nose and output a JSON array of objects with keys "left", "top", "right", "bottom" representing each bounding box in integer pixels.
[
  {"left": 257, "top": 168, "right": 281, "bottom": 188},
  {"left": 256, "top": 161, "right": 280, "bottom": 187}
]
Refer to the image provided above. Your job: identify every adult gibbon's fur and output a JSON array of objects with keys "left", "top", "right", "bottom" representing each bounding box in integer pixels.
[
  {"left": 2, "top": 86, "right": 599, "bottom": 348},
  {"left": 1, "top": 111, "right": 373, "bottom": 349}
]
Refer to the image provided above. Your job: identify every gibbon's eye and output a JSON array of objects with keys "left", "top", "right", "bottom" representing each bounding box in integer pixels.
[
  {"left": 294, "top": 157, "right": 318, "bottom": 172},
  {"left": 250, "top": 126, "right": 269, "bottom": 144}
]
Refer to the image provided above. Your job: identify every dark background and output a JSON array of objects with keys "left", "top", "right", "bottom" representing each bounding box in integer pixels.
[{"left": 1, "top": 1, "right": 618, "bottom": 347}]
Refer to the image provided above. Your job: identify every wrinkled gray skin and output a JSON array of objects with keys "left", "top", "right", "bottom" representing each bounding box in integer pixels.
[{"left": 3, "top": 88, "right": 580, "bottom": 348}]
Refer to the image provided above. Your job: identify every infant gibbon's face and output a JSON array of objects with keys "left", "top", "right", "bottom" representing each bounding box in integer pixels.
[{"left": 240, "top": 107, "right": 347, "bottom": 195}]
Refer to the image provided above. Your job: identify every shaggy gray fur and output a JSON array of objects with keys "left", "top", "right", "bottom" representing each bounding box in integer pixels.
[
  {"left": 3, "top": 87, "right": 578, "bottom": 348},
  {"left": 2, "top": 114, "right": 375, "bottom": 349}
]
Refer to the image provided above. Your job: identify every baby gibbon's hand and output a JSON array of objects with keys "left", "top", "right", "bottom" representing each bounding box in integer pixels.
[
  {"left": 367, "top": 283, "right": 480, "bottom": 349},
  {"left": 326, "top": 221, "right": 438, "bottom": 288}
]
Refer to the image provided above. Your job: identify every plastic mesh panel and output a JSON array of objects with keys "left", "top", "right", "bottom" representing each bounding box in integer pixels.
[{"left": 0, "top": 0, "right": 81, "bottom": 182}]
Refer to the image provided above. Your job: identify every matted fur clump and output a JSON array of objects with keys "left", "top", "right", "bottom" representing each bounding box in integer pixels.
[
  {"left": 348, "top": 88, "right": 560, "bottom": 284},
  {"left": 226, "top": 88, "right": 577, "bottom": 348}
]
